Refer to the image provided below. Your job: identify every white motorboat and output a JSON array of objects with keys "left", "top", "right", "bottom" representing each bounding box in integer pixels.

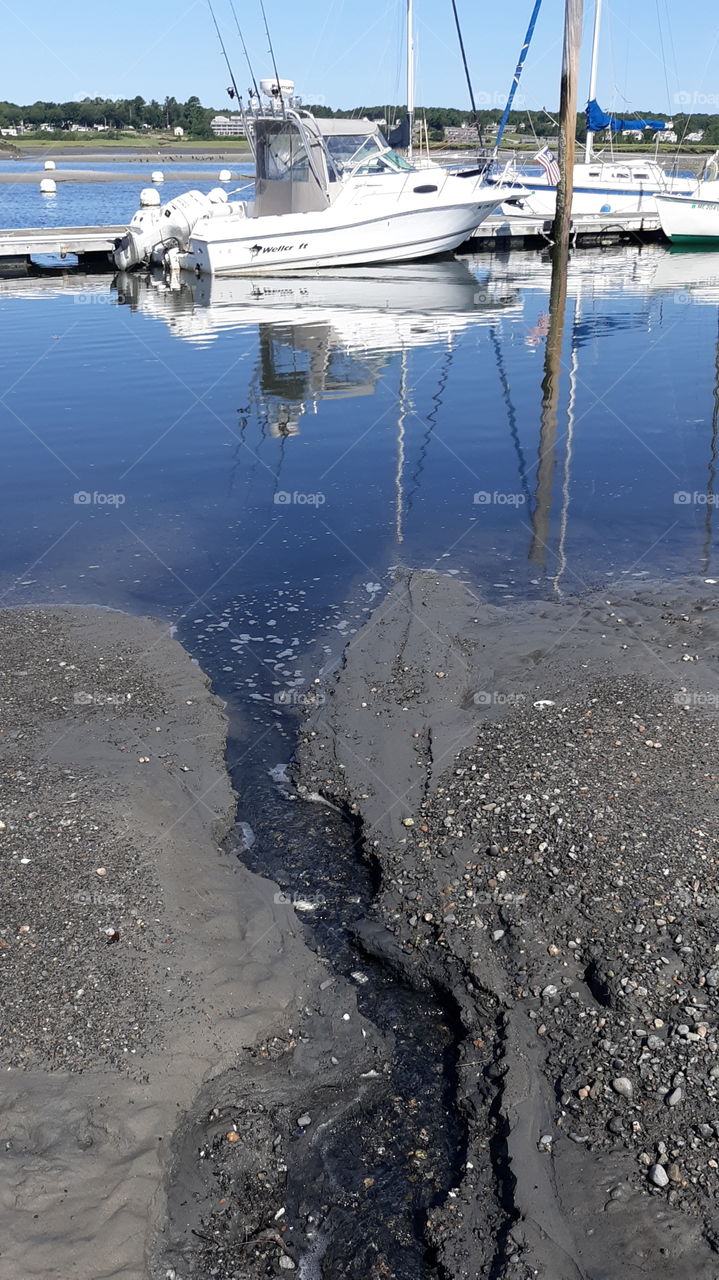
[
  {"left": 655, "top": 185, "right": 719, "bottom": 246},
  {"left": 113, "top": 80, "right": 522, "bottom": 276}
]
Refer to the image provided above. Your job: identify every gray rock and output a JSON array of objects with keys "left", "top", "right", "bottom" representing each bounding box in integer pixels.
[
  {"left": 705, "top": 968, "right": 719, "bottom": 988},
  {"left": 297, "top": 1114, "right": 311, "bottom": 1128},
  {"left": 611, "top": 1076, "right": 634, "bottom": 1100},
  {"left": 649, "top": 1163, "right": 669, "bottom": 1188},
  {"left": 666, "top": 1087, "right": 683, "bottom": 1108},
  {"left": 279, "top": 1258, "right": 296, "bottom": 1271}
]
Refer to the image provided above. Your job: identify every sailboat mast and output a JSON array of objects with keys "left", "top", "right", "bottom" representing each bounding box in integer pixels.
[
  {"left": 584, "top": 0, "right": 603, "bottom": 163},
  {"left": 407, "top": 0, "right": 415, "bottom": 160}
]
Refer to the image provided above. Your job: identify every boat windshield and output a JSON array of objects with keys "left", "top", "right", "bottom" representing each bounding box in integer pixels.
[{"left": 341, "top": 136, "right": 415, "bottom": 176}]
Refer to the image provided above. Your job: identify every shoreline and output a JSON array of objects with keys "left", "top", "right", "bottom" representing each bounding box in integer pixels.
[{"left": 296, "top": 570, "right": 719, "bottom": 1278}]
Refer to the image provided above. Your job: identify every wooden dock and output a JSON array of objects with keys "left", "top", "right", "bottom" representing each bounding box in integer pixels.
[{"left": 0, "top": 225, "right": 124, "bottom": 269}]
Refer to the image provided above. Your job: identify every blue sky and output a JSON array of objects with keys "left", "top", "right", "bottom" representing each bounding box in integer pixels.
[{"left": 0, "top": 0, "right": 717, "bottom": 115}]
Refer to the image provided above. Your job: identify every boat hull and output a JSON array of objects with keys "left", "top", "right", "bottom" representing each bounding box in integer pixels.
[
  {"left": 183, "top": 193, "right": 508, "bottom": 275},
  {"left": 656, "top": 194, "right": 719, "bottom": 244}
]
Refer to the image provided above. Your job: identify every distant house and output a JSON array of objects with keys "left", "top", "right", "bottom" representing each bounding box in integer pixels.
[
  {"left": 174, "top": 126, "right": 184, "bottom": 137},
  {"left": 686, "top": 130, "right": 704, "bottom": 142},
  {"left": 660, "top": 130, "right": 678, "bottom": 143},
  {"left": 0, "top": 127, "right": 18, "bottom": 137},
  {"left": 443, "top": 125, "right": 477, "bottom": 144},
  {"left": 621, "top": 129, "right": 645, "bottom": 141},
  {"left": 210, "top": 114, "right": 245, "bottom": 137}
]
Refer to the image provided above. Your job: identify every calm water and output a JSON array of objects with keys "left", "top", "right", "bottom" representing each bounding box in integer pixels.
[
  {"left": 1, "top": 236, "right": 719, "bottom": 747},
  {"left": 0, "top": 163, "right": 254, "bottom": 228}
]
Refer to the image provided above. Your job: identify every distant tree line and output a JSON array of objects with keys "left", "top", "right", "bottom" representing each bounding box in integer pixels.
[
  {"left": 0, "top": 95, "right": 217, "bottom": 137},
  {"left": 2, "top": 94, "right": 718, "bottom": 147}
]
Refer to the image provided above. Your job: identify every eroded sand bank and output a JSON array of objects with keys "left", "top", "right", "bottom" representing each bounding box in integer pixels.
[{"left": 296, "top": 571, "right": 719, "bottom": 1279}]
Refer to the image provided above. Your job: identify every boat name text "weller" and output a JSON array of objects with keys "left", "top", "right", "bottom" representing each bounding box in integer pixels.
[{"left": 250, "top": 243, "right": 309, "bottom": 257}]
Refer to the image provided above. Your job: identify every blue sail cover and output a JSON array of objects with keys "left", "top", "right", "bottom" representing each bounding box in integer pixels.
[{"left": 586, "top": 99, "right": 669, "bottom": 133}]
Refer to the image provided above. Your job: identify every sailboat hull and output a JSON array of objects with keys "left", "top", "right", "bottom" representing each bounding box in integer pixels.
[
  {"left": 183, "top": 190, "right": 512, "bottom": 276},
  {"left": 656, "top": 193, "right": 719, "bottom": 244}
]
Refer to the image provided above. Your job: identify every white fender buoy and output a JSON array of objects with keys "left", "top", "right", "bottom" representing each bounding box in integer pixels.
[
  {"left": 151, "top": 170, "right": 164, "bottom": 184},
  {"left": 208, "top": 187, "right": 229, "bottom": 203},
  {"left": 218, "top": 168, "right": 232, "bottom": 182},
  {"left": 44, "top": 160, "right": 56, "bottom": 171},
  {"left": 40, "top": 178, "right": 57, "bottom": 194},
  {"left": 139, "top": 187, "right": 161, "bottom": 207}
]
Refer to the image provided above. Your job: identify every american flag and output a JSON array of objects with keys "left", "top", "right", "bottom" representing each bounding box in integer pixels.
[{"left": 535, "top": 146, "right": 561, "bottom": 186}]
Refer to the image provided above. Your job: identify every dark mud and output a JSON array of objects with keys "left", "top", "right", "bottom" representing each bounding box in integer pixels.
[{"left": 296, "top": 570, "right": 719, "bottom": 1279}]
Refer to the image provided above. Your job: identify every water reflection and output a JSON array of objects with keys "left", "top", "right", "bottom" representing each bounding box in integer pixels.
[{"left": 1, "top": 246, "right": 719, "bottom": 618}]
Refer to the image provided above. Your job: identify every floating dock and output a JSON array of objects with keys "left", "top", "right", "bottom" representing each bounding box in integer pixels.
[
  {"left": 468, "top": 209, "right": 662, "bottom": 248},
  {"left": 0, "top": 225, "right": 123, "bottom": 270}
]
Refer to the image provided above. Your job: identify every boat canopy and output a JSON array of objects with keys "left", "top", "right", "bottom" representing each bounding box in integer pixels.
[
  {"left": 253, "top": 114, "right": 334, "bottom": 216},
  {"left": 586, "top": 99, "right": 670, "bottom": 133}
]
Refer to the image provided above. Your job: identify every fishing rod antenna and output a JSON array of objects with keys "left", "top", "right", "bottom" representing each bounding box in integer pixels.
[
  {"left": 229, "top": 0, "right": 261, "bottom": 101},
  {"left": 206, "top": 0, "right": 243, "bottom": 106},
  {"left": 258, "top": 0, "right": 286, "bottom": 116}
]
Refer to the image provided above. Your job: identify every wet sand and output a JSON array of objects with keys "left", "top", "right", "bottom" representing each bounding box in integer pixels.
[
  {"left": 0, "top": 606, "right": 339, "bottom": 1280},
  {"left": 0, "top": 170, "right": 252, "bottom": 185},
  {"left": 296, "top": 570, "right": 719, "bottom": 1278},
  {"left": 5, "top": 579, "right": 719, "bottom": 1278}
]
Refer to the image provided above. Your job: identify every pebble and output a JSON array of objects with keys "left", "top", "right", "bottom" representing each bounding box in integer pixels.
[
  {"left": 537, "top": 1134, "right": 553, "bottom": 1151},
  {"left": 611, "top": 1077, "right": 634, "bottom": 1099},
  {"left": 648, "top": 1163, "right": 669, "bottom": 1188},
  {"left": 666, "top": 1087, "right": 683, "bottom": 1108},
  {"left": 297, "top": 1114, "right": 311, "bottom": 1128},
  {"left": 279, "top": 1258, "right": 296, "bottom": 1271},
  {"left": 706, "top": 969, "right": 719, "bottom": 989}
]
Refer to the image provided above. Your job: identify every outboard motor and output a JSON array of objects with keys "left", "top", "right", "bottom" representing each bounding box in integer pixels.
[{"left": 113, "top": 190, "right": 216, "bottom": 272}]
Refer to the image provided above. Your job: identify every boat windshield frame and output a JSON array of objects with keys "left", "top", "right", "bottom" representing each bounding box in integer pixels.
[{"left": 340, "top": 135, "right": 415, "bottom": 178}]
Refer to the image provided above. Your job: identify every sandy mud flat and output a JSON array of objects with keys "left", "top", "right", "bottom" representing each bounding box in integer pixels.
[
  {"left": 0, "top": 606, "right": 379, "bottom": 1280},
  {"left": 4, "top": 577, "right": 719, "bottom": 1280},
  {"left": 296, "top": 570, "right": 719, "bottom": 1279}
]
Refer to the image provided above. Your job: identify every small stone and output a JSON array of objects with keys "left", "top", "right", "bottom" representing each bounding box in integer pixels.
[
  {"left": 537, "top": 1134, "right": 553, "bottom": 1152},
  {"left": 0, "top": 821, "right": 5, "bottom": 832},
  {"left": 706, "top": 969, "right": 719, "bottom": 989},
  {"left": 648, "top": 1164, "right": 669, "bottom": 1188},
  {"left": 402, "top": 818, "right": 415, "bottom": 827},
  {"left": 666, "top": 1087, "right": 683, "bottom": 1108},
  {"left": 279, "top": 1258, "right": 296, "bottom": 1271},
  {"left": 667, "top": 1163, "right": 682, "bottom": 1184},
  {"left": 542, "top": 985, "right": 558, "bottom": 999},
  {"left": 492, "top": 929, "right": 505, "bottom": 942},
  {"left": 612, "top": 1077, "right": 633, "bottom": 1100},
  {"left": 225, "top": 1131, "right": 240, "bottom": 1143},
  {"left": 297, "top": 1114, "right": 311, "bottom": 1128},
  {"left": 607, "top": 1115, "right": 625, "bottom": 1135},
  {"left": 95, "top": 867, "right": 108, "bottom": 877}
]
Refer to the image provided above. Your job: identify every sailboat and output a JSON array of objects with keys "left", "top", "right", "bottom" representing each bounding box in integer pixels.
[{"left": 497, "top": 0, "right": 694, "bottom": 221}]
